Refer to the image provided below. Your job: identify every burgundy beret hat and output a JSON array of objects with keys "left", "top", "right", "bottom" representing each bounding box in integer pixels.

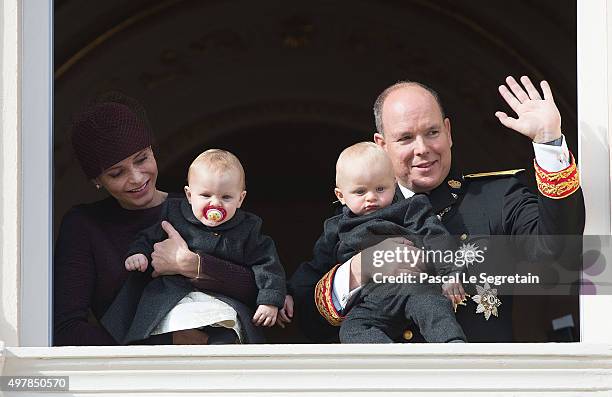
[{"left": 71, "top": 102, "right": 153, "bottom": 179}]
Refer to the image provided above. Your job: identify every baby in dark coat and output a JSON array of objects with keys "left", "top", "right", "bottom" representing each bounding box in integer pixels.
[
  {"left": 118, "top": 149, "right": 285, "bottom": 343},
  {"left": 326, "top": 142, "right": 466, "bottom": 343}
]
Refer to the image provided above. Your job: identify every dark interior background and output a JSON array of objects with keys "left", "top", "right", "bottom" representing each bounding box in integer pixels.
[{"left": 54, "top": 0, "right": 579, "bottom": 343}]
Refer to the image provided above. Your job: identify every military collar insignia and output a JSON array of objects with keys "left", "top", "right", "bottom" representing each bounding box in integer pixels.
[
  {"left": 447, "top": 179, "right": 462, "bottom": 189},
  {"left": 395, "top": 174, "right": 461, "bottom": 218}
]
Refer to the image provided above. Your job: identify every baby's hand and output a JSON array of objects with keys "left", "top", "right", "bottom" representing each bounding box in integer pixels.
[
  {"left": 442, "top": 281, "right": 466, "bottom": 306},
  {"left": 125, "top": 253, "right": 148, "bottom": 272},
  {"left": 276, "top": 295, "right": 294, "bottom": 328},
  {"left": 252, "top": 304, "right": 278, "bottom": 327}
]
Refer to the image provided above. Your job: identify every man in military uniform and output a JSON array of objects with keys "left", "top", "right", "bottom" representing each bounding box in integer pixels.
[{"left": 289, "top": 76, "right": 584, "bottom": 342}]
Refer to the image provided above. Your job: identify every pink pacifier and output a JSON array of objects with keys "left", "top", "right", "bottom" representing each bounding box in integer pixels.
[{"left": 203, "top": 205, "right": 227, "bottom": 222}]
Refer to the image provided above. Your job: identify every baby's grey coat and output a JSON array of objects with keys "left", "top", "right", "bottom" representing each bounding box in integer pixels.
[
  {"left": 319, "top": 194, "right": 465, "bottom": 343},
  {"left": 101, "top": 197, "right": 285, "bottom": 344}
]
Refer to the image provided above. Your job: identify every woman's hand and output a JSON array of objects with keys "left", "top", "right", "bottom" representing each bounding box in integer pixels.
[{"left": 150, "top": 221, "right": 199, "bottom": 278}]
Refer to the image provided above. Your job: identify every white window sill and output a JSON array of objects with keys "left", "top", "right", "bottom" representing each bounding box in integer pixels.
[{"left": 2, "top": 342, "right": 612, "bottom": 395}]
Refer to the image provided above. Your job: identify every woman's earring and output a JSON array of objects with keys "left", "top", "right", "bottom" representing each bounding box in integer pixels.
[{"left": 95, "top": 184, "right": 101, "bottom": 190}]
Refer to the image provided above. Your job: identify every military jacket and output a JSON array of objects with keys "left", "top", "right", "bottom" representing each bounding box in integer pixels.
[{"left": 291, "top": 163, "right": 584, "bottom": 343}]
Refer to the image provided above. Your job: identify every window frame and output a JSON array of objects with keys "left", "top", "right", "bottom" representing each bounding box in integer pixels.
[
  {"left": 16, "top": 0, "right": 612, "bottom": 347},
  {"left": 20, "top": 0, "right": 53, "bottom": 346}
]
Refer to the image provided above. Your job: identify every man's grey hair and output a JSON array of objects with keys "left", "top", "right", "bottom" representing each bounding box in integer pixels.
[{"left": 373, "top": 81, "right": 446, "bottom": 135}]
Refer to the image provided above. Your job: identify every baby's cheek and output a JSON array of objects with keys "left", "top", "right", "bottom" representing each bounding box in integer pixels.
[{"left": 192, "top": 201, "right": 204, "bottom": 218}]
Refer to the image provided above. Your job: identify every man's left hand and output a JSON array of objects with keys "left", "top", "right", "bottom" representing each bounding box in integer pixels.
[
  {"left": 150, "top": 221, "right": 198, "bottom": 278},
  {"left": 495, "top": 75, "right": 562, "bottom": 143}
]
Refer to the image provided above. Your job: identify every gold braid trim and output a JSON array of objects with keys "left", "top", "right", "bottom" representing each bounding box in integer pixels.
[
  {"left": 534, "top": 152, "right": 580, "bottom": 199},
  {"left": 314, "top": 264, "right": 345, "bottom": 326}
]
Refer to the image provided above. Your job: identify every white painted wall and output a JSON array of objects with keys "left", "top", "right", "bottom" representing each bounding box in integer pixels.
[
  {"left": 0, "top": 0, "right": 20, "bottom": 348},
  {"left": 579, "top": 0, "right": 612, "bottom": 343}
]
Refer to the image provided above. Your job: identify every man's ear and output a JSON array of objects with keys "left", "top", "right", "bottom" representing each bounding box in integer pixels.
[
  {"left": 184, "top": 186, "right": 192, "bottom": 203},
  {"left": 374, "top": 132, "right": 386, "bottom": 150},
  {"left": 237, "top": 190, "right": 247, "bottom": 208},
  {"left": 334, "top": 188, "right": 346, "bottom": 205},
  {"left": 444, "top": 117, "right": 452, "bottom": 148}
]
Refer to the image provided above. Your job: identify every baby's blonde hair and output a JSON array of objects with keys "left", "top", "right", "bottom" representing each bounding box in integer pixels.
[
  {"left": 335, "top": 142, "right": 394, "bottom": 187},
  {"left": 188, "top": 149, "right": 246, "bottom": 190}
]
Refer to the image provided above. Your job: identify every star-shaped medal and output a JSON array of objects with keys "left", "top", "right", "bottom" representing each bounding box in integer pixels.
[{"left": 471, "top": 282, "right": 501, "bottom": 320}]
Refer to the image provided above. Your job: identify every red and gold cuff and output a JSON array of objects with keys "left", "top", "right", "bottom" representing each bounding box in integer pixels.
[
  {"left": 534, "top": 152, "right": 580, "bottom": 199},
  {"left": 314, "top": 264, "right": 345, "bottom": 326}
]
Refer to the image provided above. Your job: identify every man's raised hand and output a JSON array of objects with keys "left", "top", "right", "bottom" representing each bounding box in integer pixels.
[{"left": 495, "top": 76, "right": 562, "bottom": 144}]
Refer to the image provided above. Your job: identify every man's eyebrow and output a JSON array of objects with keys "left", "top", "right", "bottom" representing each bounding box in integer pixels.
[
  {"left": 395, "top": 124, "right": 440, "bottom": 135},
  {"left": 393, "top": 131, "right": 413, "bottom": 139}
]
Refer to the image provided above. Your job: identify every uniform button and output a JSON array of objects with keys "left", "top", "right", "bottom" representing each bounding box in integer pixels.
[
  {"left": 213, "top": 232, "right": 220, "bottom": 236},
  {"left": 403, "top": 330, "right": 413, "bottom": 341},
  {"left": 460, "top": 233, "right": 468, "bottom": 241}
]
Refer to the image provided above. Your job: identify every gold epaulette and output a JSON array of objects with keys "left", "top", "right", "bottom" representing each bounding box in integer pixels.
[
  {"left": 314, "top": 264, "right": 345, "bottom": 326},
  {"left": 463, "top": 169, "right": 525, "bottom": 178}
]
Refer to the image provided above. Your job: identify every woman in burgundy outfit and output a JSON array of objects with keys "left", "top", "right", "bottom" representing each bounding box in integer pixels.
[{"left": 53, "top": 94, "right": 257, "bottom": 345}]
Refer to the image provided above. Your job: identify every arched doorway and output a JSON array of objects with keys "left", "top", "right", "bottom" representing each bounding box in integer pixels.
[{"left": 54, "top": 0, "right": 578, "bottom": 342}]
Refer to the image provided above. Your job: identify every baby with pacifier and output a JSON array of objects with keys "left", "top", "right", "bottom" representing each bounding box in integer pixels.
[{"left": 116, "top": 149, "right": 286, "bottom": 344}]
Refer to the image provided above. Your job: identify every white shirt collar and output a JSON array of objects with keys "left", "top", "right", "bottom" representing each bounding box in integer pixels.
[{"left": 397, "top": 182, "right": 415, "bottom": 199}]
